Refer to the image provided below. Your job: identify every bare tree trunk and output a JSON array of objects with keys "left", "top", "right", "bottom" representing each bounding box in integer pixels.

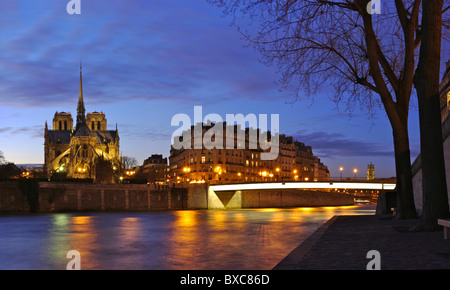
[
  {"left": 393, "top": 123, "right": 417, "bottom": 219},
  {"left": 360, "top": 1, "right": 417, "bottom": 218},
  {"left": 414, "top": 0, "right": 449, "bottom": 230}
]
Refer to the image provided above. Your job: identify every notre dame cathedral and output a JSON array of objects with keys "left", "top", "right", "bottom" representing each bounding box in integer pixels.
[{"left": 44, "top": 65, "right": 121, "bottom": 181}]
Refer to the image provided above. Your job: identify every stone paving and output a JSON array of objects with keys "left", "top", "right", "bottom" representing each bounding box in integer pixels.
[{"left": 273, "top": 214, "right": 450, "bottom": 270}]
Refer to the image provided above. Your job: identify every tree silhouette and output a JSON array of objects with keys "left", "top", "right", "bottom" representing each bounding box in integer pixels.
[
  {"left": 95, "top": 155, "right": 114, "bottom": 184},
  {"left": 210, "top": 0, "right": 450, "bottom": 221}
]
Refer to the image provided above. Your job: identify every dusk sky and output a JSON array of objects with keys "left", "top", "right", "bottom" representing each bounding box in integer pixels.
[{"left": 0, "top": 0, "right": 448, "bottom": 178}]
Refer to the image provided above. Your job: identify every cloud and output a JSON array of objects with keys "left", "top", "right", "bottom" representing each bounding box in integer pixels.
[
  {"left": 119, "top": 123, "right": 171, "bottom": 142},
  {"left": 0, "top": 0, "right": 284, "bottom": 109},
  {"left": 292, "top": 130, "right": 395, "bottom": 159},
  {"left": 0, "top": 127, "right": 13, "bottom": 133},
  {"left": 0, "top": 125, "right": 43, "bottom": 139}
]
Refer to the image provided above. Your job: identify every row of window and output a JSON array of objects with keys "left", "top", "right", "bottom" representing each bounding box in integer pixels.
[
  {"left": 56, "top": 120, "right": 103, "bottom": 131},
  {"left": 184, "top": 156, "right": 313, "bottom": 170},
  {"left": 91, "top": 121, "right": 101, "bottom": 131},
  {"left": 58, "top": 120, "right": 69, "bottom": 131}
]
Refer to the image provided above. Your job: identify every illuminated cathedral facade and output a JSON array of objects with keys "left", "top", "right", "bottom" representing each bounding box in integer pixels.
[{"left": 44, "top": 66, "right": 121, "bottom": 180}]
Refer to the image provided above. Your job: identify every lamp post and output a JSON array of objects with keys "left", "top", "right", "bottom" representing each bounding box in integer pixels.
[
  {"left": 354, "top": 168, "right": 358, "bottom": 180},
  {"left": 339, "top": 167, "right": 343, "bottom": 181}
]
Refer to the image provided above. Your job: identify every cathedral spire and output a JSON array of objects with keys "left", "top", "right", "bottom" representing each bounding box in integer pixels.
[
  {"left": 76, "top": 62, "right": 86, "bottom": 130},
  {"left": 44, "top": 121, "right": 48, "bottom": 138}
]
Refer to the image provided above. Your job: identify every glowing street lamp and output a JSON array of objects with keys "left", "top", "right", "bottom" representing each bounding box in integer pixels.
[
  {"left": 339, "top": 167, "right": 343, "bottom": 181},
  {"left": 354, "top": 168, "right": 358, "bottom": 180},
  {"left": 275, "top": 167, "right": 280, "bottom": 181}
]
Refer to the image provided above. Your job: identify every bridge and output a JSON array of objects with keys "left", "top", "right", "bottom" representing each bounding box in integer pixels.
[
  {"left": 207, "top": 181, "right": 396, "bottom": 209},
  {"left": 210, "top": 181, "right": 396, "bottom": 192}
]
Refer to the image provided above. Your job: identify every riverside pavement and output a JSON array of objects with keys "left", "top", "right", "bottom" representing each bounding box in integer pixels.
[{"left": 273, "top": 214, "right": 450, "bottom": 270}]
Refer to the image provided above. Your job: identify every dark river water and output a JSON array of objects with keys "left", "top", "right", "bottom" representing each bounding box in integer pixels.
[{"left": 0, "top": 204, "right": 375, "bottom": 270}]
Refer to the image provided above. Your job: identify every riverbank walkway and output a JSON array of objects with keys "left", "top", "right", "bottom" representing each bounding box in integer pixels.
[{"left": 273, "top": 214, "right": 450, "bottom": 270}]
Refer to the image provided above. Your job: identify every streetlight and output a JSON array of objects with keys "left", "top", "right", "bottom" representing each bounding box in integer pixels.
[
  {"left": 353, "top": 168, "right": 358, "bottom": 180},
  {"left": 183, "top": 167, "right": 191, "bottom": 184},
  {"left": 339, "top": 167, "right": 343, "bottom": 181}
]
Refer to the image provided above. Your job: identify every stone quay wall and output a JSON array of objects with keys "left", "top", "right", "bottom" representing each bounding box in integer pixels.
[
  {"left": 0, "top": 181, "right": 203, "bottom": 214},
  {"left": 0, "top": 181, "right": 31, "bottom": 213},
  {"left": 0, "top": 181, "right": 354, "bottom": 213}
]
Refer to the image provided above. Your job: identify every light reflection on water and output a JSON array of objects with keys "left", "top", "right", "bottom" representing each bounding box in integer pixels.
[{"left": 0, "top": 204, "right": 375, "bottom": 270}]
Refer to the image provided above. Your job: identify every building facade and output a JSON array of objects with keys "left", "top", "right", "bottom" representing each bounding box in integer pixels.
[
  {"left": 169, "top": 123, "right": 329, "bottom": 184},
  {"left": 44, "top": 66, "right": 121, "bottom": 181},
  {"left": 136, "top": 154, "right": 169, "bottom": 183}
]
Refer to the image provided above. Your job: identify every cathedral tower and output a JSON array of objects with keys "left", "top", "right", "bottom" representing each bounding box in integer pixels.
[{"left": 52, "top": 112, "right": 73, "bottom": 131}]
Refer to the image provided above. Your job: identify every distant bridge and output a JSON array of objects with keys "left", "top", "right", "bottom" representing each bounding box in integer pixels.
[{"left": 207, "top": 181, "right": 396, "bottom": 209}]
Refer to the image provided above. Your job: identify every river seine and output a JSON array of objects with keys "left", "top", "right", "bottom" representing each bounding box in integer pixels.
[{"left": 0, "top": 204, "right": 375, "bottom": 270}]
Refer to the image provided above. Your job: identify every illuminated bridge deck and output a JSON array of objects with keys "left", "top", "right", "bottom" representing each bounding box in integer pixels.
[{"left": 210, "top": 182, "right": 396, "bottom": 192}]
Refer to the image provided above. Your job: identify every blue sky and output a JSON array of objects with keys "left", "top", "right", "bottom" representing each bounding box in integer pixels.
[{"left": 0, "top": 0, "right": 446, "bottom": 178}]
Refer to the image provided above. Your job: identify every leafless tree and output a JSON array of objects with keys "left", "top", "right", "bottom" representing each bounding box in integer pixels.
[
  {"left": 0, "top": 151, "right": 5, "bottom": 165},
  {"left": 209, "top": 0, "right": 449, "bottom": 221},
  {"left": 122, "top": 156, "right": 138, "bottom": 170}
]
